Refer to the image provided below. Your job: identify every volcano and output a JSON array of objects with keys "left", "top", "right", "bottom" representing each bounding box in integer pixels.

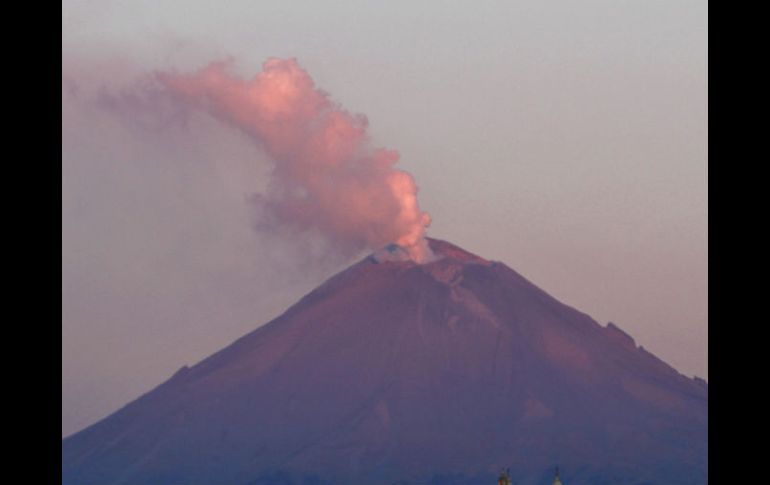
[{"left": 61, "top": 238, "right": 707, "bottom": 485}]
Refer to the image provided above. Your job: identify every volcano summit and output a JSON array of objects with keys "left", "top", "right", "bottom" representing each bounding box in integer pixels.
[{"left": 62, "top": 238, "right": 707, "bottom": 485}]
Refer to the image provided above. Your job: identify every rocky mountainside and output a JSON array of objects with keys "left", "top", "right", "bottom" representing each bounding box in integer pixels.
[{"left": 62, "top": 238, "right": 707, "bottom": 485}]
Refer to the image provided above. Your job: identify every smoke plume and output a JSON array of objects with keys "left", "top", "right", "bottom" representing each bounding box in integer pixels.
[{"left": 158, "top": 58, "right": 433, "bottom": 263}]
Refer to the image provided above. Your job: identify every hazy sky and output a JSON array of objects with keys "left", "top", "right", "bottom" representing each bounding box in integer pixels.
[{"left": 62, "top": 0, "right": 707, "bottom": 437}]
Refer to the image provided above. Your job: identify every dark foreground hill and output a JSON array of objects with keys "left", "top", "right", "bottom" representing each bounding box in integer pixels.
[{"left": 62, "top": 238, "right": 707, "bottom": 485}]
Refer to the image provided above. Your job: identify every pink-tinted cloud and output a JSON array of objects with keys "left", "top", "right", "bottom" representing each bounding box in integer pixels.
[{"left": 158, "top": 58, "right": 433, "bottom": 262}]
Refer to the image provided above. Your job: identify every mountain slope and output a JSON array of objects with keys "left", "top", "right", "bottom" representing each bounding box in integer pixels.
[{"left": 62, "top": 238, "right": 707, "bottom": 485}]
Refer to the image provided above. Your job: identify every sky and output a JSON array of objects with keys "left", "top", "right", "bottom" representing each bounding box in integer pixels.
[{"left": 62, "top": 0, "right": 707, "bottom": 437}]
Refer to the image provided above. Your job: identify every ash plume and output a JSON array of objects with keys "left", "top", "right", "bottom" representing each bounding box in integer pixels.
[{"left": 158, "top": 58, "right": 434, "bottom": 263}]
